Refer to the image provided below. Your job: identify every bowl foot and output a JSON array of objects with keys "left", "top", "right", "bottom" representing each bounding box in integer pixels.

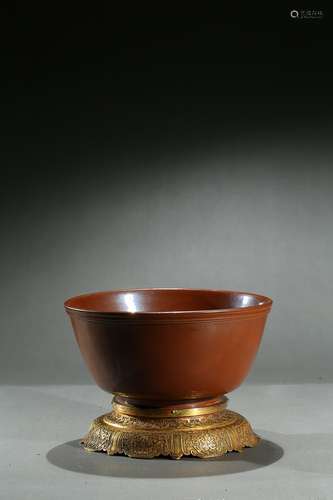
[{"left": 81, "top": 398, "right": 259, "bottom": 459}]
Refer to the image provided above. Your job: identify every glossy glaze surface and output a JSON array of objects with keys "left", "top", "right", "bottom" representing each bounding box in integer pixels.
[
  {"left": 65, "top": 288, "right": 272, "bottom": 407},
  {"left": 64, "top": 288, "right": 270, "bottom": 314}
]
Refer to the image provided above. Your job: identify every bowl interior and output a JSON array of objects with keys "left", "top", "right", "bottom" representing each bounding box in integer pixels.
[{"left": 65, "top": 289, "right": 271, "bottom": 314}]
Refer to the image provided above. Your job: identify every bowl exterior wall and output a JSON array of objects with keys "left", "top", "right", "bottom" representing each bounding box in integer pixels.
[{"left": 68, "top": 310, "right": 270, "bottom": 403}]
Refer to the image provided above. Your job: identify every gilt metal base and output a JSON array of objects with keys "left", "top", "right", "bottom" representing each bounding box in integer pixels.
[{"left": 81, "top": 397, "right": 259, "bottom": 459}]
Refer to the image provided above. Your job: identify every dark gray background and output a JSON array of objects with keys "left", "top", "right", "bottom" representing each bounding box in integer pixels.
[{"left": 2, "top": 7, "right": 332, "bottom": 385}]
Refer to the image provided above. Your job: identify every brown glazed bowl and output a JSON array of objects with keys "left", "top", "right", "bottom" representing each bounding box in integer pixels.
[{"left": 65, "top": 288, "right": 272, "bottom": 408}]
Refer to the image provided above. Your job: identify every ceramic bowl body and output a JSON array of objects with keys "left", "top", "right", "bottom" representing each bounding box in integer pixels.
[{"left": 65, "top": 288, "right": 272, "bottom": 406}]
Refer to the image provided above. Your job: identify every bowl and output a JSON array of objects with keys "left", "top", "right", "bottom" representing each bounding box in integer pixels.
[{"left": 65, "top": 288, "right": 272, "bottom": 407}]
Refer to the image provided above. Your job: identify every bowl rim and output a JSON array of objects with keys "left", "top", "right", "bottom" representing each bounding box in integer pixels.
[{"left": 64, "top": 287, "right": 273, "bottom": 317}]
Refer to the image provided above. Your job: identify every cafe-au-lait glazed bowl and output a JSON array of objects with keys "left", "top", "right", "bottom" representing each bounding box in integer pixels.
[
  {"left": 65, "top": 288, "right": 272, "bottom": 405},
  {"left": 65, "top": 288, "right": 272, "bottom": 459}
]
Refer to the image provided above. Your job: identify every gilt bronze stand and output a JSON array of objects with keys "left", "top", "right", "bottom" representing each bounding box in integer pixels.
[{"left": 82, "top": 396, "right": 259, "bottom": 459}]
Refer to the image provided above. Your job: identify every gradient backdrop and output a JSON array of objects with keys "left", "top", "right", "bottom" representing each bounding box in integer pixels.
[{"left": 2, "top": 7, "right": 333, "bottom": 385}]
